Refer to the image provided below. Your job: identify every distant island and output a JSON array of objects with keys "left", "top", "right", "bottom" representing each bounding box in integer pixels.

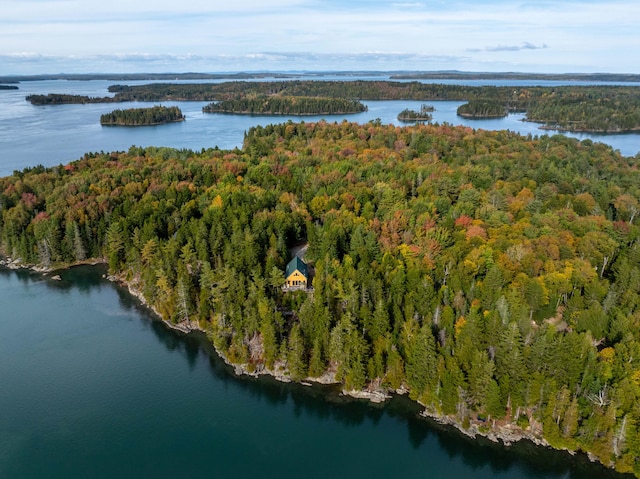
[
  {"left": 202, "top": 95, "right": 367, "bottom": 115},
  {"left": 5, "top": 71, "right": 640, "bottom": 83},
  {"left": 100, "top": 106, "right": 185, "bottom": 126},
  {"left": 25, "top": 80, "right": 640, "bottom": 133},
  {"left": 397, "top": 105, "right": 434, "bottom": 122},
  {"left": 457, "top": 100, "right": 507, "bottom": 119},
  {"left": 27, "top": 93, "right": 114, "bottom": 105},
  {"left": 0, "top": 85, "right": 19, "bottom": 90}
]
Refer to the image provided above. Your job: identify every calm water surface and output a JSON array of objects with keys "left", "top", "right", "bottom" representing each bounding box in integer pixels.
[
  {"left": 0, "top": 266, "right": 628, "bottom": 479},
  {"left": 0, "top": 78, "right": 638, "bottom": 175}
]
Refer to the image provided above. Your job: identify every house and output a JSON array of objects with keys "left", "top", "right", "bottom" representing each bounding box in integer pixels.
[{"left": 285, "top": 256, "right": 308, "bottom": 289}]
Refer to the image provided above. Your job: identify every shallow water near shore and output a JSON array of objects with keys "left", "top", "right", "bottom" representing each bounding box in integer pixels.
[{"left": 0, "top": 265, "right": 630, "bottom": 479}]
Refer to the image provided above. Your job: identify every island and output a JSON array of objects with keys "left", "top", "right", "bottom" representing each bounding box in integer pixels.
[
  {"left": 25, "top": 80, "right": 640, "bottom": 133},
  {"left": 0, "top": 85, "right": 19, "bottom": 90},
  {"left": 100, "top": 106, "right": 185, "bottom": 126},
  {"left": 26, "top": 93, "right": 114, "bottom": 104},
  {"left": 1, "top": 120, "right": 640, "bottom": 477},
  {"left": 457, "top": 100, "right": 507, "bottom": 119},
  {"left": 397, "top": 105, "right": 434, "bottom": 122},
  {"left": 202, "top": 95, "right": 367, "bottom": 115}
]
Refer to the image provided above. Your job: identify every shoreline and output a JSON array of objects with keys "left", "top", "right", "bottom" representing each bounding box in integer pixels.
[{"left": 0, "top": 256, "right": 617, "bottom": 474}]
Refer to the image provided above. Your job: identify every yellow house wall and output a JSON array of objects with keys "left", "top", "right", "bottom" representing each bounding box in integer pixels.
[{"left": 286, "top": 270, "right": 307, "bottom": 286}]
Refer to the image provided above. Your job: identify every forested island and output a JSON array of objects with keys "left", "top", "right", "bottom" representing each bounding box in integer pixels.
[
  {"left": 25, "top": 80, "right": 640, "bottom": 133},
  {"left": 26, "top": 93, "right": 114, "bottom": 104},
  {"left": 457, "top": 100, "right": 508, "bottom": 119},
  {"left": 397, "top": 105, "right": 434, "bottom": 122},
  {"left": 1, "top": 121, "right": 640, "bottom": 476},
  {"left": 202, "top": 95, "right": 367, "bottom": 115},
  {"left": 0, "top": 85, "right": 19, "bottom": 90},
  {"left": 100, "top": 106, "right": 185, "bottom": 126}
]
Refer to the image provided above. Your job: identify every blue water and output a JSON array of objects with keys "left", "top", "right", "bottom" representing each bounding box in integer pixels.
[
  {"left": 0, "top": 266, "right": 625, "bottom": 479},
  {"left": 0, "top": 78, "right": 638, "bottom": 176}
]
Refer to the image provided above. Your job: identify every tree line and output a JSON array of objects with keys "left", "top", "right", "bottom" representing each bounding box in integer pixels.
[{"left": 1, "top": 121, "right": 640, "bottom": 475}]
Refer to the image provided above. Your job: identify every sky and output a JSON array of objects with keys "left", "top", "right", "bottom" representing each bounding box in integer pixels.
[{"left": 1, "top": 0, "right": 639, "bottom": 75}]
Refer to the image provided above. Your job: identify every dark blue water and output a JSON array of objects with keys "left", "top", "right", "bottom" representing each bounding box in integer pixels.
[
  {"left": 0, "top": 266, "right": 626, "bottom": 478},
  {"left": 0, "top": 78, "right": 638, "bottom": 176}
]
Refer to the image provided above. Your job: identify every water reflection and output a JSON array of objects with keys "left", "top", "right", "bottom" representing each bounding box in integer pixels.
[{"left": 146, "top": 318, "right": 629, "bottom": 479}]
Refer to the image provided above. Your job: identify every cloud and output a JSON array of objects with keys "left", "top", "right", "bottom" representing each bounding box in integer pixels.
[{"left": 468, "top": 42, "right": 548, "bottom": 53}]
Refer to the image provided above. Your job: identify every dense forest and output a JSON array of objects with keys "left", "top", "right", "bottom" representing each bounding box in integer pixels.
[
  {"left": 202, "top": 95, "right": 367, "bottom": 115},
  {"left": 1, "top": 121, "right": 640, "bottom": 475},
  {"left": 457, "top": 100, "right": 507, "bottom": 119},
  {"left": 100, "top": 106, "right": 185, "bottom": 126},
  {"left": 26, "top": 80, "right": 640, "bottom": 133}
]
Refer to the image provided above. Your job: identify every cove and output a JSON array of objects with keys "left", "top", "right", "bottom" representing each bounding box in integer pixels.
[{"left": 0, "top": 265, "right": 628, "bottom": 479}]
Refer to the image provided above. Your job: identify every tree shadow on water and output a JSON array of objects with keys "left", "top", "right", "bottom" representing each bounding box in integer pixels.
[{"left": 421, "top": 415, "right": 633, "bottom": 479}]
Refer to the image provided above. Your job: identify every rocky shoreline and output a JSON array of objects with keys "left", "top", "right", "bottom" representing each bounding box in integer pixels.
[{"left": 0, "top": 256, "right": 607, "bottom": 471}]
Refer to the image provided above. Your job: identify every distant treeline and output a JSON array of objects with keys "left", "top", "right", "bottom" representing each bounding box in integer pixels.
[
  {"left": 7, "top": 71, "right": 640, "bottom": 83},
  {"left": 100, "top": 106, "right": 184, "bottom": 126},
  {"left": 391, "top": 72, "right": 640, "bottom": 82},
  {"left": 25, "top": 80, "right": 640, "bottom": 133},
  {"left": 1, "top": 73, "right": 298, "bottom": 83},
  {"left": 203, "top": 95, "right": 367, "bottom": 115},
  {"left": 0, "top": 85, "right": 19, "bottom": 90}
]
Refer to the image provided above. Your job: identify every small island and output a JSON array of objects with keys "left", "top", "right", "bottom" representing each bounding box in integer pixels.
[
  {"left": 100, "top": 105, "right": 185, "bottom": 126},
  {"left": 397, "top": 105, "right": 434, "bottom": 122},
  {"left": 203, "top": 95, "right": 367, "bottom": 115},
  {"left": 457, "top": 100, "right": 507, "bottom": 119},
  {"left": 26, "top": 93, "right": 113, "bottom": 105},
  {"left": 0, "top": 85, "right": 19, "bottom": 90}
]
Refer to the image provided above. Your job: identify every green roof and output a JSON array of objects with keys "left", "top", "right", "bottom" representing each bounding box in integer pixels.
[{"left": 285, "top": 256, "right": 308, "bottom": 278}]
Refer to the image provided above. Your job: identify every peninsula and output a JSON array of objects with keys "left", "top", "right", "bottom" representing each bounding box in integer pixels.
[
  {"left": 457, "top": 100, "right": 508, "bottom": 119},
  {"left": 1, "top": 121, "right": 639, "bottom": 477}
]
